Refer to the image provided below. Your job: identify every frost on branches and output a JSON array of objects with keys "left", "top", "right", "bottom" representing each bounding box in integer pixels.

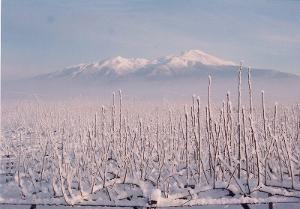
[{"left": 1, "top": 66, "right": 300, "bottom": 208}]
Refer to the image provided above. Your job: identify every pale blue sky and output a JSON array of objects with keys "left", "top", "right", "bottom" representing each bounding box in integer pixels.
[{"left": 2, "top": 0, "right": 300, "bottom": 79}]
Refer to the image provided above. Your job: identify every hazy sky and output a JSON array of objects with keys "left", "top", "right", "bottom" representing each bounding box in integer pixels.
[{"left": 2, "top": 0, "right": 300, "bottom": 79}]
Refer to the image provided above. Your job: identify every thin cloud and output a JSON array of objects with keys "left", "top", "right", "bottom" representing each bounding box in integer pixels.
[{"left": 267, "top": 34, "right": 300, "bottom": 44}]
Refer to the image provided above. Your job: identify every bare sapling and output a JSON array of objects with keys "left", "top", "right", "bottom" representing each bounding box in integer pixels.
[{"left": 237, "top": 63, "right": 242, "bottom": 179}]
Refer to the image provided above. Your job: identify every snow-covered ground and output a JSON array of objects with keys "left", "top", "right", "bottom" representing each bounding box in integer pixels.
[
  {"left": 0, "top": 203, "right": 299, "bottom": 208},
  {"left": 1, "top": 71, "right": 299, "bottom": 208}
]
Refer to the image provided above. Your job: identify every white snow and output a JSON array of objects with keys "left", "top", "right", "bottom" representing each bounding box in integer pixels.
[
  {"left": 41, "top": 49, "right": 236, "bottom": 79},
  {"left": 150, "top": 189, "right": 161, "bottom": 201},
  {"left": 160, "top": 49, "right": 236, "bottom": 69},
  {"left": 2, "top": 68, "right": 299, "bottom": 209},
  {"left": 180, "top": 49, "right": 236, "bottom": 66},
  {"left": 96, "top": 56, "right": 150, "bottom": 75}
]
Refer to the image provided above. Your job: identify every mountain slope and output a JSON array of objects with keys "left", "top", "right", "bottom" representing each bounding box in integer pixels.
[
  {"left": 35, "top": 49, "right": 298, "bottom": 82},
  {"left": 4, "top": 49, "right": 300, "bottom": 102},
  {"left": 37, "top": 49, "right": 242, "bottom": 80}
]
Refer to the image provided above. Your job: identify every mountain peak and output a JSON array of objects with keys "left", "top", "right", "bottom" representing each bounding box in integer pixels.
[
  {"left": 109, "top": 55, "right": 126, "bottom": 61},
  {"left": 180, "top": 49, "right": 236, "bottom": 66},
  {"left": 96, "top": 56, "right": 150, "bottom": 75}
]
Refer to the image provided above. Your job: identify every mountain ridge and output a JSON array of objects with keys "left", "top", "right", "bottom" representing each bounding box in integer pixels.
[
  {"left": 37, "top": 49, "right": 239, "bottom": 79},
  {"left": 35, "top": 49, "right": 298, "bottom": 82},
  {"left": 4, "top": 49, "right": 299, "bottom": 102}
]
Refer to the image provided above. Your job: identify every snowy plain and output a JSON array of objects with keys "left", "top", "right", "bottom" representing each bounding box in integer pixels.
[{"left": 1, "top": 52, "right": 300, "bottom": 209}]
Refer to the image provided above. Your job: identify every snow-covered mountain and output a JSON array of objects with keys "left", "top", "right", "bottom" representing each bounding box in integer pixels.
[
  {"left": 37, "top": 49, "right": 241, "bottom": 80},
  {"left": 165, "top": 49, "right": 236, "bottom": 66},
  {"left": 36, "top": 49, "right": 299, "bottom": 83},
  {"left": 4, "top": 49, "right": 299, "bottom": 102},
  {"left": 41, "top": 56, "right": 151, "bottom": 79}
]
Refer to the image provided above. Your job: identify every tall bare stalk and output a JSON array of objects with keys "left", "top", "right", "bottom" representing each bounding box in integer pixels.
[{"left": 237, "top": 64, "right": 242, "bottom": 179}]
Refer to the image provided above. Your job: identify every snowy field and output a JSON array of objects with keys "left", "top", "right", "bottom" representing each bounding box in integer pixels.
[
  {"left": 1, "top": 70, "right": 300, "bottom": 209},
  {"left": 0, "top": 203, "right": 299, "bottom": 209}
]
